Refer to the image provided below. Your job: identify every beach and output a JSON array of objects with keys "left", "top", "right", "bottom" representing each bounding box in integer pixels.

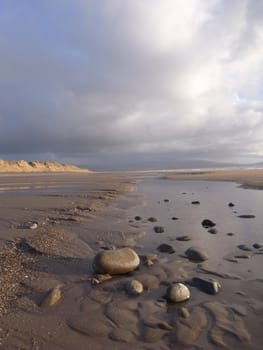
[{"left": 0, "top": 169, "right": 263, "bottom": 349}]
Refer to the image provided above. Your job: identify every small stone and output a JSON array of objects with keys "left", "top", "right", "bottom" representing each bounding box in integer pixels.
[
  {"left": 201, "top": 219, "right": 216, "bottom": 228},
  {"left": 164, "top": 199, "right": 169, "bottom": 202},
  {"left": 238, "top": 214, "right": 256, "bottom": 219},
  {"left": 93, "top": 248, "right": 140, "bottom": 275},
  {"left": 40, "top": 285, "right": 62, "bottom": 308},
  {"left": 176, "top": 235, "right": 191, "bottom": 241},
  {"left": 191, "top": 201, "right": 200, "bottom": 205},
  {"left": 185, "top": 246, "right": 208, "bottom": 262},
  {"left": 228, "top": 202, "right": 235, "bottom": 207},
  {"left": 227, "top": 232, "right": 234, "bottom": 236},
  {"left": 172, "top": 217, "right": 179, "bottom": 221},
  {"left": 157, "top": 243, "right": 175, "bottom": 254},
  {"left": 167, "top": 283, "right": 190, "bottom": 303},
  {"left": 238, "top": 244, "right": 252, "bottom": 252},
  {"left": 192, "top": 277, "right": 221, "bottom": 295},
  {"left": 134, "top": 216, "right": 142, "bottom": 221},
  {"left": 126, "top": 280, "right": 144, "bottom": 295},
  {"left": 153, "top": 226, "right": 164, "bottom": 233},
  {"left": 29, "top": 222, "right": 38, "bottom": 229},
  {"left": 253, "top": 243, "right": 263, "bottom": 249},
  {"left": 148, "top": 217, "right": 157, "bottom": 222},
  {"left": 179, "top": 307, "right": 190, "bottom": 318},
  {"left": 208, "top": 228, "right": 217, "bottom": 234}
]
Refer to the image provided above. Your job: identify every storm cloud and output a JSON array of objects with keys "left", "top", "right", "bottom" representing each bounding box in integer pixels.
[{"left": 1, "top": 0, "right": 263, "bottom": 167}]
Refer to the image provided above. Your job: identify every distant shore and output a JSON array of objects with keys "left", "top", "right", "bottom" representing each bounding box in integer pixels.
[
  {"left": 162, "top": 168, "right": 263, "bottom": 189},
  {"left": 0, "top": 160, "right": 89, "bottom": 173}
]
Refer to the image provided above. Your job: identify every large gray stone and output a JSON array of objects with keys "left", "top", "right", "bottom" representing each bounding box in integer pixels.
[{"left": 93, "top": 248, "right": 140, "bottom": 275}]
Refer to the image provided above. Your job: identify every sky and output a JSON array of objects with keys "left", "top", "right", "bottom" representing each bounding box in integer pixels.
[{"left": 1, "top": 0, "right": 263, "bottom": 170}]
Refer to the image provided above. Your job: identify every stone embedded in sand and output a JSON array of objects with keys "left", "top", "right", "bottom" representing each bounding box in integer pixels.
[
  {"left": 176, "top": 235, "right": 191, "bottom": 241},
  {"left": 208, "top": 228, "right": 217, "bottom": 234},
  {"left": 157, "top": 243, "right": 175, "bottom": 254},
  {"left": 153, "top": 226, "right": 165, "bottom": 233},
  {"left": 148, "top": 217, "right": 158, "bottom": 222},
  {"left": 228, "top": 202, "right": 235, "bottom": 207},
  {"left": 238, "top": 214, "right": 256, "bottom": 219},
  {"left": 172, "top": 217, "right": 179, "bottom": 221},
  {"left": 126, "top": 279, "right": 144, "bottom": 295},
  {"left": 29, "top": 222, "right": 38, "bottom": 229},
  {"left": 134, "top": 215, "right": 142, "bottom": 221},
  {"left": 93, "top": 248, "right": 140, "bottom": 275},
  {"left": 191, "top": 201, "right": 200, "bottom": 205},
  {"left": 185, "top": 246, "right": 208, "bottom": 262},
  {"left": 253, "top": 243, "right": 263, "bottom": 249},
  {"left": 167, "top": 283, "right": 190, "bottom": 303},
  {"left": 192, "top": 277, "right": 221, "bottom": 295},
  {"left": 201, "top": 219, "right": 216, "bottom": 228},
  {"left": 40, "top": 284, "right": 62, "bottom": 308},
  {"left": 238, "top": 244, "right": 252, "bottom": 252}
]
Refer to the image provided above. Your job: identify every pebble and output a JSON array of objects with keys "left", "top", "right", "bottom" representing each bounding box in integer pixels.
[
  {"left": 29, "top": 222, "right": 38, "bottom": 230},
  {"left": 185, "top": 246, "right": 208, "bottom": 262},
  {"left": 228, "top": 202, "right": 235, "bottom": 207},
  {"left": 40, "top": 285, "right": 62, "bottom": 308},
  {"left": 148, "top": 217, "right": 157, "bottom": 222},
  {"left": 238, "top": 244, "right": 252, "bottom": 252},
  {"left": 93, "top": 248, "right": 140, "bottom": 275},
  {"left": 176, "top": 235, "right": 191, "bottom": 241},
  {"left": 171, "top": 217, "right": 179, "bottom": 221},
  {"left": 238, "top": 214, "right": 256, "bottom": 219},
  {"left": 167, "top": 283, "right": 190, "bottom": 303},
  {"left": 153, "top": 226, "right": 164, "bottom": 233},
  {"left": 192, "top": 201, "right": 200, "bottom": 205},
  {"left": 126, "top": 280, "right": 144, "bottom": 295},
  {"left": 253, "top": 243, "right": 263, "bottom": 249},
  {"left": 134, "top": 216, "right": 142, "bottom": 221},
  {"left": 201, "top": 219, "right": 216, "bottom": 228},
  {"left": 192, "top": 277, "right": 221, "bottom": 295},
  {"left": 157, "top": 243, "right": 175, "bottom": 254}
]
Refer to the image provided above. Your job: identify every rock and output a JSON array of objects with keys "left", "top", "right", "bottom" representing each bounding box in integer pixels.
[
  {"left": 238, "top": 244, "right": 252, "bottom": 252},
  {"left": 191, "top": 201, "right": 200, "bottom": 205},
  {"left": 192, "top": 277, "right": 221, "bottom": 295},
  {"left": 157, "top": 243, "right": 175, "bottom": 254},
  {"left": 201, "top": 219, "right": 216, "bottom": 228},
  {"left": 253, "top": 243, "right": 263, "bottom": 249},
  {"left": 134, "top": 216, "right": 142, "bottom": 221},
  {"left": 228, "top": 202, "right": 235, "bottom": 207},
  {"left": 153, "top": 226, "right": 164, "bottom": 233},
  {"left": 88, "top": 274, "right": 112, "bottom": 285},
  {"left": 164, "top": 199, "right": 169, "bottom": 202},
  {"left": 172, "top": 217, "right": 179, "bottom": 220},
  {"left": 29, "top": 222, "right": 38, "bottom": 229},
  {"left": 185, "top": 246, "right": 208, "bottom": 262},
  {"left": 167, "top": 283, "right": 190, "bottom": 303},
  {"left": 238, "top": 214, "right": 256, "bottom": 219},
  {"left": 208, "top": 228, "right": 217, "bottom": 234},
  {"left": 179, "top": 307, "right": 190, "bottom": 318},
  {"left": 141, "top": 254, "right": 157, "bottom": 267},
  {"left": 176, "top": 235, "right": 191, "bottom": 241},
  {"left": 126, "top": 280, "right": 144, "bottom": 295},
  {"left": 148, "top": 217, "right": 157, "bottom": 222},
  {"left": 93, "top": 248, "right": 140, "bottom": 275},
  {"left": 40, "top": 285, "right": 62, "bottom": 307},
  {"left": 227, "top": 232, "right": 234, "bottom": 236}
]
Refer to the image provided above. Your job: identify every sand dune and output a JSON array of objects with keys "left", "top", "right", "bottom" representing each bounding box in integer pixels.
[{"left": 0, "top": 160, "right": 89, "bottom": 173}]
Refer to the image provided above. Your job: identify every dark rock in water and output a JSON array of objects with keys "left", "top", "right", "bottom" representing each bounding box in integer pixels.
[
  {"left": 176, "top": 235, "right": 191, "bottom": 241},
  {"left": 238, "top": 244, "right": 253, "bottom": 252},
  {"left": 228, "top": 202, "right": 235, "bottom": 207},
  {"left": 153, "top": 226, "right": 164, "bottom": 233},
  {"left": 171, "top": 217, "right": 179, "bottom": 221},
  {"left": 191, "top": 201, "right": 200, "bottom": 205},
  {"left": 148, "top": 217, "right": 157, "bottom": 222},
  {"left": 192, "top": 277, "right": 221, "bottom": 295},
  {"left": 185, "top": 247, "right": 208, "bottom": 262},
  {"left": 238, "top": 214, "right": 256, "bottom": 219},
  {"left": 166, "top": 283, "right": 190, "bottom": 303},
  {"left": 208, "top": 228, "right": 217, "bottom": 234},
  {"left": 157, "top": 243, "right": 175, "bottom": 254},
  {"left": 227, "top": 232, "right": 234, "bottom": 236},
  {"left": 93, "top": 248, "right": 140, "bottom": 275},
  {"left": 253, "top": 243, "right": 263, "bottom": 249},
  {"left": 164, "top": 199, "right": 169, "bottom": 202},
  {"left": 134, "top": 216, "right": 142, "bottom": 221},
  {"left": 201, "top": 219, "right": 216, "bottom": 228}
]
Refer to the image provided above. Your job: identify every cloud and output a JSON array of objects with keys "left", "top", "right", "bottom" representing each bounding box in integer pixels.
[{"left": 0, "top": 0, "right": 263, "bottom": 165}]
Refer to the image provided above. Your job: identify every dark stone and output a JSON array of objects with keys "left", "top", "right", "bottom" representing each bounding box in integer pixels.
[
  {"left": 227, "top": 232, "right": 234, "bottom": 236},
  {"left": 148, "top": 217, "right": 157, "bottom": 222},
  {"left": 171, "top": 217, "right": 179, "bottom": 221},
  {"left": 134, "top": 216, "right": 142, "bottom": 221},
  {"left": 157, "top": 243, "right": 175, "bottom": 254},
  {"left": 228, "top": 202, "right": 235, "bottom": 207},
  {"left": 192, "top": 277, "right": 221, "bottom": 295},
  {"left": 201, "top": 219, "right": 216, "bottom": 228},
  {"left": 238, "top": 244, "right": 253, "bottom": 252},
  {"left": 185, "top": 247, "right": 208, "bottom": 262},
  {"left": 176, "top": 235, "right": 191, "bottom": 241},
  {"left": 191, "top": 201, "right": 200, "bottom": 205},
  {"left": 153, "top": 226, "right": 165, "bottom": 233},
  {"left": 164, "top": 199, "right": 169, "bottom": 202},
  {"left": 253, "top": 243, "right": 263, "bottom": 249},
  {"left": 208, "top": 228, "right": 217, "bottom": 234},
  {"left": 237, "top": 214, "right": 256, "bottom": 219}
]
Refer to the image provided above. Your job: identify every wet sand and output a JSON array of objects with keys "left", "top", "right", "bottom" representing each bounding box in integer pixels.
[{"left": 0, "top": 170, "right": 262, "bottom": 349}]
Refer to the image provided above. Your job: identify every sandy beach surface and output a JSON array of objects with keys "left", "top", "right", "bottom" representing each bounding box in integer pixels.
[{"left": 0, "top": 169, "right": 262, "bottom": 349}]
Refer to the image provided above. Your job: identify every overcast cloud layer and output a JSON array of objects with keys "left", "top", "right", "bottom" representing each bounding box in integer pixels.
[{"left": 1, "top": 0, "right": 263, "bottom": 168}]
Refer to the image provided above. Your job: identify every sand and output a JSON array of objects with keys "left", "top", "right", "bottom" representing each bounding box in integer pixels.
[{"left": 0, "top": 169, "right": 262, "bottom": 349}]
